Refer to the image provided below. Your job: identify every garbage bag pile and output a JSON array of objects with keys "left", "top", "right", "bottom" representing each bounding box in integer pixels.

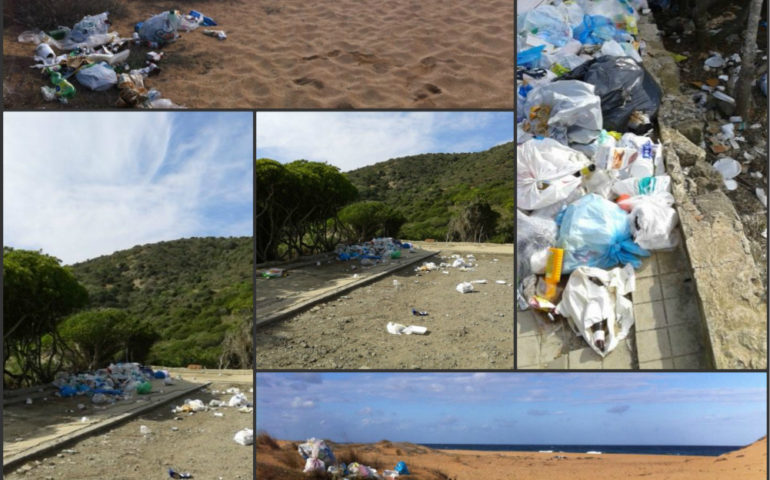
[
  {"left": 336, "top": 237, "right": 411, "bottom": 263},
  {"left": 52, "top": 362, "right": 160, "bottom": 401},
  {"left": 298, "top": 438, "right": 411, "bottom": 479},
  {"left": 517, "top": 0, "right": 680, "bottom": 356},
  {"left": 17, "top": 9, "right": 220, "bottom": 108}
]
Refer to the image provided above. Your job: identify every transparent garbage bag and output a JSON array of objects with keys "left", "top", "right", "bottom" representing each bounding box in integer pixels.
[{"left": 517, "top": 138, "right": 590, "bottom": 211}]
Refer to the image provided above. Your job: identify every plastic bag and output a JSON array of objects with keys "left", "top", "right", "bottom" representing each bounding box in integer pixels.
[
  {"left": 523, "top": 80, "right": 603, "bottom": 135},
  {"left": 517, "top": 138, "right": 589, "bottom": 211},
  {"left": 233, "top": 428, "right": 254, "bottom": 446},
  {"left": 304, "top": 458, "right": 325, "bottom": 473},
  {"left": 625, "top": 192, "right": 680, "bottom": 250},
  {"left": 517, "top": 45, "right": 545, "bottom": 68},
  {"left": 555, "top": 264, "right": 636, "bottom": 357},
  {"left": 75, "top": 62, "right": 117, "bottom": 91},
  {"left": 560, "top": 56, "right": 662, "bottom": 132},
  {"left": 70, "top": 12, "right": 110, "bottom": 43},
  {"left": 573, "top": 14, "right": 622, "bottom": 45},
  {"left": 520, "top": 5, "right": 573, "bottom": 47},
  {"left": 516, "top": 210, "right": 558, "bottom": 285},
  {"left": 556, "top": 194, "right": 650, "bottom": 273},
  {"left": 138, "top": 11, "right": 183, "bottom": 46}
]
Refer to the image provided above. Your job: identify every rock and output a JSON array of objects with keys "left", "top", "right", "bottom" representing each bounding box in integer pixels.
[
  {"left": 690, "top": 160, "right": 725, "bottom": 193},
  {"left": 664, "top": 126, "right": 706, "bottom": 167}
]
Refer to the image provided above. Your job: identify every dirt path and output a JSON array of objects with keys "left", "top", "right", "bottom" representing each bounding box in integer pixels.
[
  {"left": 4, "top": 369, "right": 253, "bottom": 479},
  {"left": 257, "top": 245, "right": 514, "bottom": 369}
]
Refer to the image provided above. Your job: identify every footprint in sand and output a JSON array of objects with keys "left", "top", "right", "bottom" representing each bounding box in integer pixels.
[
  {"left": 293, "top": 77, "right": 324, "bottom": 89},
  {"left": 413, "top": 83, "right": 442, "bottom": 101}
]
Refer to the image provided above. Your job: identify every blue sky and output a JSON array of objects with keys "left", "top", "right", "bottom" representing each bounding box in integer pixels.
[
  {"left": 256, "top": 112, "right": 514, "bottom": 171},
  {"left": 257, "top": 372, "right": 767, "bottom": 446},
  {"left": 3, "top": 112, "right": 253, "bottom": 265}
]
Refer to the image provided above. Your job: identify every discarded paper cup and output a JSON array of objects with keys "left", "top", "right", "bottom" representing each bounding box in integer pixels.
[{"left": 35, "top": 43, "right": 55, "bottom": 62}]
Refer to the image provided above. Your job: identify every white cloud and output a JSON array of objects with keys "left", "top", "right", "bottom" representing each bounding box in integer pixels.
[
  {"left": 291, "top": 396, "right": 315, "bottom": 408},
  {"left": 3, "top": 112, "right": 251, "bottom": 264}
]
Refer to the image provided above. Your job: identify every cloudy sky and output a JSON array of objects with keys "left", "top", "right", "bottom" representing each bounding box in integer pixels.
[
  {"left": 256, "top": 111, "right": 514, "bottom": 171},
  {"left": 257, "top": 372, "right": 766, "bottom": 445},
  {"left": 3, "top": 112, "right": 253, "bottom": 265}
]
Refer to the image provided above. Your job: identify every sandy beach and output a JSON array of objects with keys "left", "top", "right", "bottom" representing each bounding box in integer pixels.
[
  {"left": 253, "top": 0, "right": 514, "bottom": 108},
  {"left": 3, "top": 0, "right": 513, "bottom": 109},
  {"left": 257, "top": 437, "right": 767, "bottom": 480},
  {"left": 3, "top": 0, "right": 259, "bottom": 109}
]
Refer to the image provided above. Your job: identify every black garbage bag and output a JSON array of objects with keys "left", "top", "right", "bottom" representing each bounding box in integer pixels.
[{"left": 560, "top": 56, "right": 662, "bottom": 132}]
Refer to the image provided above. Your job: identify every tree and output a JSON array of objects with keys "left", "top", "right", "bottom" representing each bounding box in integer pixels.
[
  {"left": 3, "top": 248, "right": 88, "bottom": 387},
  {"left": 338, "top": 201, "right": 406, "bottom": 242},
  {"left": 446, "top": 199, "right": 500, "bottom": 243},
  {"left": 58, "top": 308, "right": 158, "bottom": 370},
  {"left": 735, "top": 0, "right": 764, "bottom": 118}
]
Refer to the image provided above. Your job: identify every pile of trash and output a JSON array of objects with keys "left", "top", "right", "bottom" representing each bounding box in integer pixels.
[
  {"left": 172, "top": 387, "right": 252, "bottom": 415},
  {"left": 17, "top": 9, "right": 223, "bottom": 107},
  {"left": 336, "top": 238, "right": 412, "bottom": 264},
  {"left": 298, "top": 438, "right": 410, "bottom": 479},
  {"left": 517, "top": 0, "right": 681, "bottom": 357},
  {"left": 52, "top": 362, "right": 167, "bottom": 402}
]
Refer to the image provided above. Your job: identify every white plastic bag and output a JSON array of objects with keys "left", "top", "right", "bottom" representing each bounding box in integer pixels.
[
  {"left": 523, "top": 80, "right": 603, "bottom": 137},
  {"left": 386, "top": 322, "right": 427, "bottom": 335},
  {"left": 555, "top": 264, "right": 636, "bottom": 357},
  {"left": 233, "top": 428, "right": 254, "bottom": 446},
  {"left": 75, "top": 62, "right": 117, "bottom": 91},
  {"left": 456, "top": 282, "right": 474, "bottom": 293},
  {"left": 626, "top": 193, "right": 680, "bottom": 250},
  {"left": 517, "top": 138, "right": 590, "bottom": 211}
]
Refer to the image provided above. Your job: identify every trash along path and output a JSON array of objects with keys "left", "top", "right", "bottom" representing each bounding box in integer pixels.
[
  {"left": 516, "top": 0, "right": 716, "bottom": 369},
  {"left": 257, "top": 243, "right": 514, "bottom": 369},
  {"left": 3, "top": 368, "right": 253, "bottom": 479}
]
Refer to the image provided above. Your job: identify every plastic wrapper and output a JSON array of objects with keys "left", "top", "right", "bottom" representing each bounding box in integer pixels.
[
  {"left": 625, "top": 192, "right": 680, "bottom": 250},
  {"left": 556, "top": 194, "right": 650, "bottom": 273},
  {"left": 519, "top": 5, "right": 573, "bottom": 47},
  {"left": 69, "top": 12, "right": 110, "bottom": 43}
]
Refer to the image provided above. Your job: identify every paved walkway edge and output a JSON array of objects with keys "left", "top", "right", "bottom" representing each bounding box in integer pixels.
[
  {"left": 3, "top": 382, "right": 211, "bottom": 472},
  {"left": 256, "top": 250, "right": 439, "bottom": 328}
]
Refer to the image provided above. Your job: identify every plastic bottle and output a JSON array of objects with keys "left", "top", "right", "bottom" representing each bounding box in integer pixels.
[
  {"left": 543, "top": 247, "right": 563, "bottom": 301},
  {"left": 590, "top": 320, "right": 608, "bottom": 351},
  {"left": 47, "top": 69, "right": 76, "bottom": 99}
]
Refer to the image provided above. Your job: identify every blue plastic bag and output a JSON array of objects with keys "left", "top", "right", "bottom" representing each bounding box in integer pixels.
[
  {"left": 573, "top": 15, "right": 621, "bottom": 45},
  {"left": 556, "top": 194, "right": 649, "bottom": 273},
  {"left": 517, "top": 45, "right": 545, "bottom": 69},
  {"left": 395, "top": 461, "right": 410, "bottom": 474}
]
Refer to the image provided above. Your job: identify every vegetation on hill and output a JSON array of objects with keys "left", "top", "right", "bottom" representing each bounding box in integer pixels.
[
  {"left": 345, "top": 141, "right": 514, "bottom": 242},
  {"left": 256, "top": 142, "right": 513, "bottom": 263},
  {"left": 70, "top": 236, "right": 253, "bottom": 369}
]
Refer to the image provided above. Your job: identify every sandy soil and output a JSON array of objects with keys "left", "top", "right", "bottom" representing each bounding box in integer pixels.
[
  {"left": 4, "top": 369, "right": 253, "bottom": 479},
  {"left": 257, "top": 437, "right": 768, "bottom": 480},
  {"left": 256, "top": 245, "right": 514, "bottom": 369},
  {"left": 3, "top": 0, "right": 259, "bottom": 109},
  {"left": 253, "top": 0, "right": 514, "bottom": 108}
]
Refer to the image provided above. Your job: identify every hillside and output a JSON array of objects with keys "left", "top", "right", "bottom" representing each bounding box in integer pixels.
[
  {"left": 70, "top": 237, "right": 253, "bottom": 368},
  {"left": 345, "top": 141, "right": 514, "bottom": 241}
]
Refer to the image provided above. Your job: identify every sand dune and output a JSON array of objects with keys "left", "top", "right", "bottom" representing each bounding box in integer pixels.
[
  {"left": 254, "top": 0, "right": 514, "bottom": 108},
  {"left": 257, "top": 437, "right": 768, "bottom": 480}
]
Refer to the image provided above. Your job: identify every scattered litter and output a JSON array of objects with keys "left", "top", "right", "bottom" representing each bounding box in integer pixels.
[
  {"left": 455, "top": 282, "right": 474, "bottom": 293},
  {"left": 233, "top": 428, "right": 254, "bottom": 446},
  {"left": 25, "top": 398, "right": 32, "bottom": 405},
  {"left": 203, "top": 29, "right": 227, "bottom": 40},
  {"left": 756, "top": 188, "right": 767, "bottom": 209},
  {"left": 470, "top": 279, "right": 488, "bottom": 284},
  {"left": 495, "top": 280, "right": 507, "bottom": 284},
  {"left": 213, "top": 412, "right": 224, "bottom": 417},
  {"left": 168, "top": 468, "right": 193, "bottom": 479},
  {"left": 140, "top": 425, "right": 151, "bottom": 435},
  {"left": 173, "top": 399, "right": 206, "bottom": 414},
  {"left": 411, "top": 308, "right": 429, "bottom": 316},
  {"left": 387, "top": 322, "right": 427, "bottom": 335},
  {"left": 713, "top": 157, "right": 742, "bottom": 190}
]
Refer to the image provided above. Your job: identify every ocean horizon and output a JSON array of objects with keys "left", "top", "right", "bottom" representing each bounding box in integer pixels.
[{"left": 420, "top": 443, "right": 742, "bottom": 457}]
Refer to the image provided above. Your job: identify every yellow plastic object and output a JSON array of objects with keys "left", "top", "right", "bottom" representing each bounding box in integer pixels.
[{"left": 544, "top": 247, "right": 564, "bottom": 301}]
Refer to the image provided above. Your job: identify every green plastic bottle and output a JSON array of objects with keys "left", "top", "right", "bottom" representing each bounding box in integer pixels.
[{"left": 48, "top": 69, "right": 76, "bottom": 99}]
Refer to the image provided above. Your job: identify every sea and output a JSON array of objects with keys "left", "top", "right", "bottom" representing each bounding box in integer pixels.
[{"left": 421, "top": 444, "right": 741, "bottom": 457}]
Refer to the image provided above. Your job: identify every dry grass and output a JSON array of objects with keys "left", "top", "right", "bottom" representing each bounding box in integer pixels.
[{"left": 256, "top": 431, "right": 281, "bottom": 450}]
